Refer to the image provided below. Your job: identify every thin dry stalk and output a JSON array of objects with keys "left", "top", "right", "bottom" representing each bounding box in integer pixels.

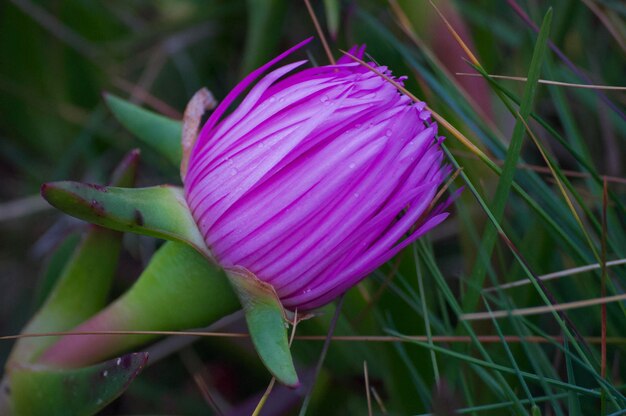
[{"left": 456, "top": 73, "right": 626, "bottom": 91}]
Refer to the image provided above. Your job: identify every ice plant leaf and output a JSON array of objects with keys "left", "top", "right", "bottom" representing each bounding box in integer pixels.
[
  {"left": 7, "top": 228, "right": 123, "bottom": 366},
  {"left": 31, "top": 233, "right": 80, "bottom": 310},
  {"left": 40, "top": 182, "right": 212, "bottom": 259},
  {"left": 37, "top": 242, "right": 239, "bottom": 367},
  {"left": 7, "top": 150, "right": 139, "bottom": 365},
  {"left": 105, "top": 93, "right": 182, "bottom": 166},
  {"left": 6, "top": 353, "right": 147, "bottom": 416},
  {"left": 227, "top": 268, "right": 299, "bottom": 387}
]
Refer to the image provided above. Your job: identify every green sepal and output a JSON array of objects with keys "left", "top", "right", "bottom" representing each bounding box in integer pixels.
[
  {"left": 5, "top": 352, "right": 148, "bottom": 416},
  {"left": 8, "top": 150, "right": 140, "bottom": 365},
  {"left": 104, "top": 93, "right": 182, "bottom": 166},
  {"left": 226, "top": 267, "right": 299, "bottom": 387},
  {"left": 37, "top": 242, "right": 239, "bottom": 367},
  {"left": 40, "top": 182, "right": 212, "bottom": 260}
]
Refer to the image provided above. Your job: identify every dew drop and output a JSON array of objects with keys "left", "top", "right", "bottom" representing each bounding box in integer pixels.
[
  {"left": 320, "top": 95, "right": 329, "bottom": 103},
  {"left": 278, "top": 97, "right": 285, "bottom": 103},
  {"left": 354, "top": 192, "right": 360, "bottom": 198},
  {"left": 230, "top": 168, "right": 238, "bottom": 176},
  {"left": 102, "top": 370, "right": 108, "bottom": 377},
  {"left": 385, "top": 129, "right": 393, "bottom": 137},
  {"left": 349, "top": 162, "right": 356, "bottom": 169},
  {"left": 269, "top": 96, "right": 276, "bottom": 103}
]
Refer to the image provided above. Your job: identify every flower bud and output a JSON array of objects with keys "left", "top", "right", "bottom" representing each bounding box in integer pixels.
[{"left": 185, "top": 41, "right": 452, "bottom": 310}]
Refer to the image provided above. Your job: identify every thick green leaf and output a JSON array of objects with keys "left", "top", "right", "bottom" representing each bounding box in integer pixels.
[
  {"left": 40, "top": 182, "right": 212, "bottom": 259},
  {"left": 5, "top": 352, "right": 147, "bottom": 416},
  {"left": 8, "top": 228, "right": 123, "bottom": 366},
  {"left": 227, "top": 267, "right": 299, "bottom": 387},
  {"left": 31, "top": 233, "right": 81, "bottom": 311},
  {"left": 37, "top": 242, "right": 239, "bottom": 367},
  {"left": 8, "top": 150, "right": 139, "bottom": 365},
  {"left": 105, "top": 93, "right": 182, "bottom": 166}
]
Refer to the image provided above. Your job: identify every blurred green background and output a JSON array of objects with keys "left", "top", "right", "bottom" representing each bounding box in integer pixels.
[{"left": 1, "top": 0, "right": 625, "bottom": 414}]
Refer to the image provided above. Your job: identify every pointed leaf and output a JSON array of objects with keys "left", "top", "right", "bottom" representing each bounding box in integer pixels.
[
  {"left": 38, "top": 242, "right": 239, "bottom": 367},
  {"left": 9, "top": 228, "right": 123, "bottom": 366},
  {"left": 8, "top": 151, "right": 140, "bottom": 365},
  {"left": 105, "top": 93, "right": 182, "bottom": 166},
  {"left": 31, "top": 233, "right": 81, "bottom": 311},
  {"left": 40, "top": 182, "right": 212, "bottom": 259},
  {"left": 7, "top": 353, "right": 148, "bottom": 416},
  {"left": 227, "top": 267, "right": 299, "bottom": 387}
]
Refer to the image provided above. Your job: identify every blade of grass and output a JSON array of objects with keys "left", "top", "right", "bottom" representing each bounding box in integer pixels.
[
  {"left": 412, "top": 244, "right": 440, "bottom": 383},
  {"left": 565, "top": 338, "right": 583, "bottom": 416},
  {"left": 507, "top": 0, "right": 626, "bottom": 121},
  {"left": 462, "top": 9, "right": 552, "bottom": 313},
  {"left": 387, "top": 329, "right": 601, "bottom": 397},
  {"left": 434, "top": 149, "right": 624, "bottom": 408},
  {"left": 298, "top": 295, "right": 345, "bottom": 416},
  {"left": 483, "top": 299, "right": 535, "bottom": 408}
]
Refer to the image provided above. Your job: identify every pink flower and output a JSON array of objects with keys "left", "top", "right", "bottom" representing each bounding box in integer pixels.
[{"left": 184, "top": 39, "right": 452, "bottom": 310}]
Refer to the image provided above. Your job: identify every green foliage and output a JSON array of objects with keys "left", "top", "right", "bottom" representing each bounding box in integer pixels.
[
  {"left": 105, "top": 94, "right": 182, "bottom": 166},
  {"left": 1, "top": 0, "right": 625, "bottom": 415},
  {"left": 8, "top": 353, "right": 148, "bottom": 416},
  {"left": 41, "top": 183, "right": 210, "bottom": 258}
]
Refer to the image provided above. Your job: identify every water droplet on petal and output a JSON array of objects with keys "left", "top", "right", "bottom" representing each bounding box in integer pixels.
[
  {"left": 320, "top": 95, "right": 329, "bottom": 103},
  {"left": 349, "top": 162, "right": 356, "bottom": 169},
  {"left": 385, "top": 129, "right": 393, "bottom": 137},
  {"left": 230, "top": 168, "right": 238, "bottom": 176},
  {"left": 269, "top": 96, "right": 276, "bottom": 103}
]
